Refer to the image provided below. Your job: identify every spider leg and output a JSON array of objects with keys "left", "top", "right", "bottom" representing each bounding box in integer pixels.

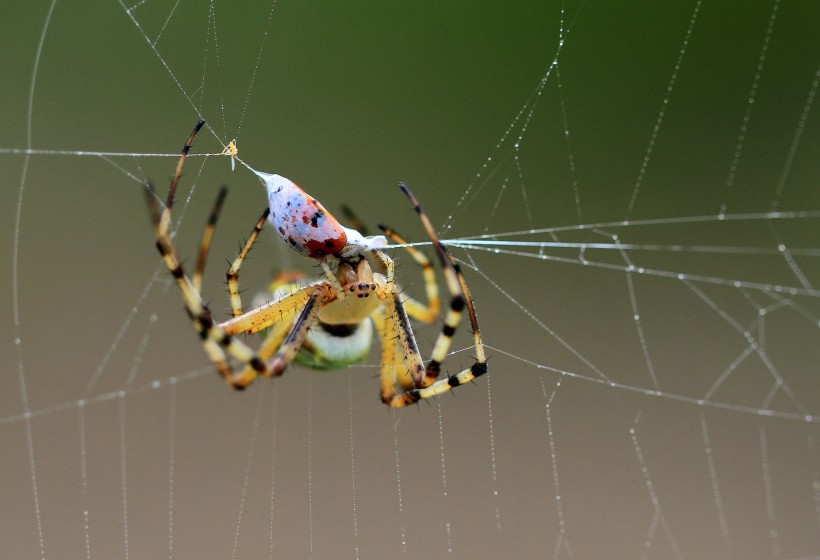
[
  {"left": 255, "top": 320, "right": 293, "bottom": 361},
  {"left": 145, "top": 121, "right": 239, "bottom": 381},
  {"left": 366, "top": 250, "right": 417, "bottom": 401},
  {"left": 387, "top": 183, "right": 488, "bottom": 405},
  {"left": 267, "top": 289, "right": 324, "bottom": 376},
  {"left": 370, "top": 308, "right": 397, "bottom": 401},
  {"left": 378, "top": 225, "right": 440, "bottom": 324},
  {"left": 227, "top": 207, "right": 271, "bottom": 317},
  {"left": 380, "top": 277, "right": 482, "bottom": 407},
  {"left": 230, "top": 274, "right": 309, "bottom": 361},
  {"left": 159, "top": 119, "right": 205, "bottom": 235},
  {"left": 220, "top": 280, "right": 331, "bottom": 335},
  {"left": 384, "top": 280, "right": 467, "bottom": 407},
  {"left": 192, "top": 186, "right": 228, "bottom": 293},
  {"left": 379, "top": 287, "right": 426, "bottom": 405},
  {"left": 445, "top": 250, "right": 486, "bottom": 365},
  {"left": 146, "top": 181, "right": 248, "bottom": 384},
  {"left": 231, "top": 289, "right": 325, "bottom": 387},
  {"left": 401, "top": 183, "right": 486, "bottom": 370}
]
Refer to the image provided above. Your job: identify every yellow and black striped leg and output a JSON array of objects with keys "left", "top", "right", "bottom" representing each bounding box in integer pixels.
[
  {"left": 220, "top": 281, "right": 332, "bottom": 335},
  {"left": 405, "top": 361, "right": 488, "bottom": 402},
  {"left": 376, "top": 307, "right": 401, "bottom": 404},
  {"left": 226, "top": 207, "right": 271, "bottom": 317},
  {"left": 227, "top": 319, "right": 291, "bottom": 388},
  {"left": 380, "top": 289, "right": 427, "bottom": 406},
  {"left": 383, "top": 281, "right": 487, "bottom": 406},
  {"left": 146, "top": 182, "right": 237, "bottom": 384},
  {"left": 266, "top": 290, "right": 324, "bottom": 377},
  {"left": 446, "top": 251, "right": 486, "bottom": 366},
  {"left": 377, "top": 226, "right": 440, "bottom": 324},
  {"left": 192, "top": 186, "right": 228, "bottom": 293},
  {"left": 394, "top": 182, "right": 488, "bottom": 403},
  {"left": 220, "top": 287, "right": 331, "bottom": 388},
  {"left": 227, "top": 291, "right": 326, "bottom": 388},
  {"left": 159, "top": 119, "right": 206, "bottom": 235},
  {"left": 145, "top": 121, "right": 242, "bottom": 383}
]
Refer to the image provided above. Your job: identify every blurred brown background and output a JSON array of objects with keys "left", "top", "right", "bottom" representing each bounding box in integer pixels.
[{"left": 1, "top": 1, "right": 819, "bottom": 558}]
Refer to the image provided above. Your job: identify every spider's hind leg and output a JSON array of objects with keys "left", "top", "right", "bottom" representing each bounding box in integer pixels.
[
  {"left": 378, "top": 225, "right": 440, "bottom": 325},
  {"left": 383, "top": 183, "right": 488, "bottom": 407}
]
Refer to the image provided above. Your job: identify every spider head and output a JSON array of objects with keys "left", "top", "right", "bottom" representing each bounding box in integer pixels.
[{"left": 255, "top": 171, "right": 386, "bottom": 260}]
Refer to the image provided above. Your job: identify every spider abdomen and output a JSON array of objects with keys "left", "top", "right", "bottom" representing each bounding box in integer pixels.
[{"left": 296, "top": 318, "right": 374, "bottom": 370}]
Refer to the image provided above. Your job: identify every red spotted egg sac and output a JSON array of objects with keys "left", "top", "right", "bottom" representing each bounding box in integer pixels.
[{"left": 254, "top": 172, "right": 347, "bottom": 258}]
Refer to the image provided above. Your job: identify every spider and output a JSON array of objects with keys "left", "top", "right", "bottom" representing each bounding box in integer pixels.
[{"left": 145, "top": 120, "right": 487, "bottom": 406}]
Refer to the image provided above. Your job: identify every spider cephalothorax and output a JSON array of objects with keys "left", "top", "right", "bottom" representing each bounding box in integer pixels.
[{"left": 146, "top": 120, "right": 487, "bottom": 406}]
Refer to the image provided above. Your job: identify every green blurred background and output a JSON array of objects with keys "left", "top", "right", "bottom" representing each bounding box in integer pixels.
[{"left": 2, "top": 1, "right": 819, "bottom": 558}]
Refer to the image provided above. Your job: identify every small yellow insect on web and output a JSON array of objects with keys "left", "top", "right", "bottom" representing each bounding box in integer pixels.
[{"left": 221, "top": 140, "right": 238, "bottom": 171}]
